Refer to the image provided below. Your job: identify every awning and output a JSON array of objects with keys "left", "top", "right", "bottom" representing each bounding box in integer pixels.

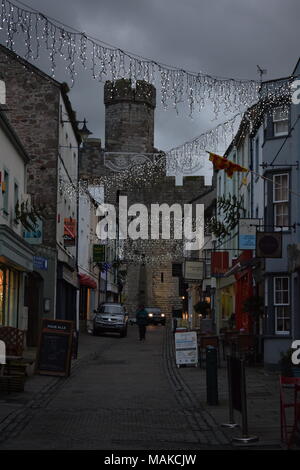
[{"left": 78, "top": 273, "right": 97, "bottom": 289}]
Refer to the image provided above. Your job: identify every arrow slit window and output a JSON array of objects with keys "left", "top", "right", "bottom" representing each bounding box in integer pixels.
[{"left": 273, "top": 173, "right": 289, "bottom": 230}]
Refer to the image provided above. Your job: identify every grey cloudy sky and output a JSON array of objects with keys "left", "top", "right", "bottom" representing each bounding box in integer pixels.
[{"left": 5, "top": 0, "right": 300, "bottom": 153}]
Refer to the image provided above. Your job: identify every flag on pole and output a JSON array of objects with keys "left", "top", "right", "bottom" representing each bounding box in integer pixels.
[{"left": 207, "top": 152, "right": 248, "bottom": 178}]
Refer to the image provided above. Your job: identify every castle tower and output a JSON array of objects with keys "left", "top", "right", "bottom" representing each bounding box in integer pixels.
[
  {"left": 104, "top": 79, "right": 156, "bottom": 153},
  {"left": 78, "top": 79, "right": 214, "bottom": 318}
]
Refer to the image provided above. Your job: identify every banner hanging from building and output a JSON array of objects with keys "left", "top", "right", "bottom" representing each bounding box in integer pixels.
[
  {"left": 63, "top": 218, "right": 76, "bottom": 246},
  {"left": 211, "top": 252, "right": 229, "bottom": 276}
]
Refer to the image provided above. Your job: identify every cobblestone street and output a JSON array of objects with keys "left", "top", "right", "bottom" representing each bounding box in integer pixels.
[
  {"left": 0, "top": 325, "right": 286, "bottom": 451},
  {"left": 0, "top": 325, "right": 222, "bottom": 450}
]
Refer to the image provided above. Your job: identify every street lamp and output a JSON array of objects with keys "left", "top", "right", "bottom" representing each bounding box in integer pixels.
[
  {"left": 61, "top": 117, "right": 92, "bottom": 142},
  {"left": 78, "top": 119, "right": 93, "bottom": 142}
]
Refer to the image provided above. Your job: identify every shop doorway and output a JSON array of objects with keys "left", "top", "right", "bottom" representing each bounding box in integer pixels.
[{"left": 26, "top": 272, "right": 43, "bottom": 347}]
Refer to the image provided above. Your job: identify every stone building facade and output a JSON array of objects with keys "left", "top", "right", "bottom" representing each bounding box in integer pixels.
[
  {"left": 80, "top": 78, "right": 215, "bottom": 318},
  {"left": 0, "top": 45, "right": 81, "bottom": 344}
]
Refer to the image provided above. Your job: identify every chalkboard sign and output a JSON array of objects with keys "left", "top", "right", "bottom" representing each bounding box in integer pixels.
[{"left": 36, "top": 319, "right": 74, "bottom": 377}]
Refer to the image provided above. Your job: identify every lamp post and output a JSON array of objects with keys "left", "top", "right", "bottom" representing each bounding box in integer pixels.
[
  {"left": 77, "top": 119, "right": 93, "bottom": 142},
  {"left": 61, "top": 117, "right": 93, "bottom": 143}
]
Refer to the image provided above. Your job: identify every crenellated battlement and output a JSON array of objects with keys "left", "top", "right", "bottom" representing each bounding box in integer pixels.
[{"left": 104, "top": 79, "right": 156, "bottom": 109}]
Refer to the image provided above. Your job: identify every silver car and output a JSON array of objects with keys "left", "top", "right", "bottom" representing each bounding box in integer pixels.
[{"left": 93, "top": 302, "right": 128, "bottom": 337}]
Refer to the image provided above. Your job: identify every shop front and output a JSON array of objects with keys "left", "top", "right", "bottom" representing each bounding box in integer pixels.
[
  {"left": 0, "top": 225, "right": 33, "bottom": 328},
  {"left": 219, "top": 280, "right": 235, "bottom": 329},
  {"left": 78, "top": 273, "right": 97, "bottom": 331},
  {"left": 234, "top": 250, "right": 254, "bottom": 332},
  {"left": 56, "top": 261, "right": 79, "bottom": 324}
]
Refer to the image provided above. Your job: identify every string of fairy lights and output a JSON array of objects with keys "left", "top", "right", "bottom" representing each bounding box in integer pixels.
[
  {"left": 0, "top": 0, "right": 293, "bottom": 118},
  {"left": 0, "top": 0, "right": 295, "bottom": 263}
]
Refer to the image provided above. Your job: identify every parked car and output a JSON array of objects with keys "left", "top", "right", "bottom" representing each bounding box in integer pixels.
[
  {"left": 93, "top": 302, "right": 128, "bottom": 337},
  {"left": 145, "top": 307, "right": 166, "bottom": 325}
]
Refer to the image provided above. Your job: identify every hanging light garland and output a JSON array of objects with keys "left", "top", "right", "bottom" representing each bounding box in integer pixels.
[
  {"left": 166, "top": 112, "right": 243, "bottom": 173},
  {"left": 58, "top": 111, "right": 243, "bottom": 202},
  {"left": 0, "top": 0, "right": 279, "bottom": 117}
]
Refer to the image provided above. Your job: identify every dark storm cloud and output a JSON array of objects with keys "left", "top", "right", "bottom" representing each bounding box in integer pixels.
[{"left": 9, "top": 0, "right": 300, "bottom": 152}]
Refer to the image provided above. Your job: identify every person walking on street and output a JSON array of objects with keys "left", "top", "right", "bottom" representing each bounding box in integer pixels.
[{"left": 136, "top": 304, "right": 148, "bottom": 341}]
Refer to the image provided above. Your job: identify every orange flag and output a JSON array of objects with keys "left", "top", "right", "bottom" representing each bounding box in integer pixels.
[{"left": 207, "top": 152, "right": 248, "bottom": 179}]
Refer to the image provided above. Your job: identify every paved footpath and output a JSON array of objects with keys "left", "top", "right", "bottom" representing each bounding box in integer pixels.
[{"left": 0, "top": 325, "right": 286, "bottom": 450}]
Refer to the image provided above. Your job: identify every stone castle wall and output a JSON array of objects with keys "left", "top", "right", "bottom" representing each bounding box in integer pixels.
[
  {"left": 104, "top": 79, "right": 156, "bottom": 153},
  {"left": 79, "top": 78, "right": 215, "bottom": 317}
]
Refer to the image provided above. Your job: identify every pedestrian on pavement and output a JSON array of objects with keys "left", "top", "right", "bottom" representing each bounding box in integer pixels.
[{"left": 136, "top": 304, "right": 148, "bottom": 341}]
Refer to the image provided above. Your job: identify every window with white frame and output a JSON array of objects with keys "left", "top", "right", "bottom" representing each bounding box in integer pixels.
[
  {"left": 273, "top": 173, "right": 289, "bottom": 229},
  {"left": 274, "top": 276, "right": 290, "bottom": 334},
  {"left": 273, "top": 106, "right": 289, "bottom": 137}
]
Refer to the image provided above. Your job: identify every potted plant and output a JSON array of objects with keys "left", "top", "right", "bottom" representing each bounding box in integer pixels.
[{"left": 193, "top": 300, "right": 211, "bottom": 318}]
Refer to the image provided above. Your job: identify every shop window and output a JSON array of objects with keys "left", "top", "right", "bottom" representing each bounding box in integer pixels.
[
  {"left": 0, "top": 268, "right": 19, "bottom": 327},
  {"left": 274, "top": 276, "right": 290, "bottom": 335}
]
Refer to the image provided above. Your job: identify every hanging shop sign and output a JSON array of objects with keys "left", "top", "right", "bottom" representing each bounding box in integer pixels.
[
  {"left": 184, "top": 260, "right": 204, "bottom": 283},
  {"left": 36, "top": 319, "right": 74, "bottom": 377},
  {"left": 175, "top": 331, "right": 198, "bottom": 367},
  {"left": 238, "top": 218, "right": 260, "bottom": 250},
  {"left": 211, "top": 252, "right": 229, "bottom": 277},
  {"left": 256, "top": 232, "right": 282, "bottom": 258},
  {"left": 93, "top": 244, "right": 106, "bottom": 263},
  {"left": 23, "top": 218, "right": 43, "bottom": 245},
  {"left": 63, "top": 218, "right": 76, "bottom": 246}
]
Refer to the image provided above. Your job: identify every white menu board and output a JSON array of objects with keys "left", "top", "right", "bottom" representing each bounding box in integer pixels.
[{"left": 175, "top": 331, "right": 198, "bottom": 366}]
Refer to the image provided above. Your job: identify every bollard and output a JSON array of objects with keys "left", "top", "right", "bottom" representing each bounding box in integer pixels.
[
  {"left": 232, "top": 358, "right": 259, "bottom": 444},
  {"left": 221, "top": 355, "right": 239, "bottom": 428},
  {"left": 206, "top": 346, "right": 218, "bottom": 405}
]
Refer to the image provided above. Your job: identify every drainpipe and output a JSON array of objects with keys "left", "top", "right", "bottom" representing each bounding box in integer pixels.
[{"left": 250, "top": 138, "right": 254, "bottom": 218}]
